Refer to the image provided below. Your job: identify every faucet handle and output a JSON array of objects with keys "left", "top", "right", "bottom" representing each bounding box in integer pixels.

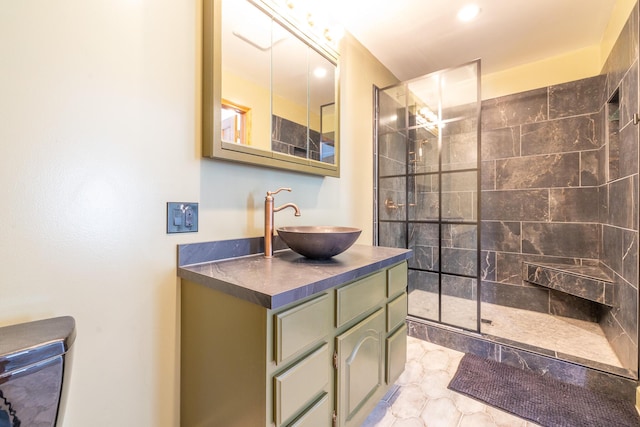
[{"left": 266, "top": 187, "right": 292, "bottom": 197}]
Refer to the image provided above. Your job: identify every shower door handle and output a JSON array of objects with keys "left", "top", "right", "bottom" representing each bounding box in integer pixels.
[{"left": 385, "top": 199, "right": 404, "bottom": 209}]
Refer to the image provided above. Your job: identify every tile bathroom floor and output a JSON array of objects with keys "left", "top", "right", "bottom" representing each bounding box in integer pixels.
[
  {"left": 362, "top": 336, "right": 541, "bottom": 427},
  {"left": 409, "top": 290, "right": 622, "bottom": 369}
]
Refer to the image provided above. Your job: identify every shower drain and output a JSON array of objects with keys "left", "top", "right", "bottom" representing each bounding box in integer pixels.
[{"left": 481, "top": 318, "right": 493, "bottom": 325}]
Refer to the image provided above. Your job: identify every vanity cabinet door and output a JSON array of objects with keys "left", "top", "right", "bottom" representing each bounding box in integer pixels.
[
  {"left": 387, "top": 262, "right": 408, "bottom": 297},
  {"left": 273, "top": 344, "right": 330, "bottom": 426},
  {"left": 274, "top": 293, "right": 331, "bottom": 364},
  {"left": 386, "top": 292, "right": 408, "bottom": 332},
  {"left": 386, "top": 323, "right": 407, "bottom": 385},
  {"left": 336, "top": 271, "right": 385, "bottom": 328},
  {"left": 335, "top": 308, "right": 385, "bottom": 427},
  {"left": 287, "top": 393, "right": 331, "bottom": 427}
]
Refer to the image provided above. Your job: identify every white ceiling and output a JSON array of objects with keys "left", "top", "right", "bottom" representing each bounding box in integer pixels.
[{"left": 329, "top": 0, "right": 618, "bottom": 81}]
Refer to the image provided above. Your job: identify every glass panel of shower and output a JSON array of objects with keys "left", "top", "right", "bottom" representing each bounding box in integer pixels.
[{"left": 375, "top": 60, "right": 481, "bottom": 332}]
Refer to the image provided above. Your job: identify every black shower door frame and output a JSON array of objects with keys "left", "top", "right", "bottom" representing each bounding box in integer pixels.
[{"left": 374, "top": 60, "right": 482, "bottom": 333}]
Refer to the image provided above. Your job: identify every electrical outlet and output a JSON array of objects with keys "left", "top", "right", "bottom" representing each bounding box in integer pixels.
[{"left": 167, "top": 202, "right": 198, "bottom": 233}]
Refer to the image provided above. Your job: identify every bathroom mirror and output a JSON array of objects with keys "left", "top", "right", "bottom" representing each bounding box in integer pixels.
[{"left": 202, "top": 0, "right": 340, "bottom": 177}]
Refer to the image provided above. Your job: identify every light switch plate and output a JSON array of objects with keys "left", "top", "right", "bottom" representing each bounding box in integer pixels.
[{"left": 167, "top": 202, "right": 198, "bottom": 233}]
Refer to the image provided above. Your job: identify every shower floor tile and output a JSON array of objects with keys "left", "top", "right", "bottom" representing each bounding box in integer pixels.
[
  {"left": 408, "top": 290, "right": 622, "bottom": 369},
  {"left": 362, "top": 336, "right": 540, "bottom": 427}
]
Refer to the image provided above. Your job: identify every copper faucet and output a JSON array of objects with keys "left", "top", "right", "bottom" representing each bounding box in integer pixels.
[{"left": 264, "top": 188, "right": 301, "bottom": 258}]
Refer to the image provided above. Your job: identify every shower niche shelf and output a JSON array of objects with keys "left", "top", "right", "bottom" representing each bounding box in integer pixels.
[{"left": 522, "top": 262, "right": 614, "bottom": 307}]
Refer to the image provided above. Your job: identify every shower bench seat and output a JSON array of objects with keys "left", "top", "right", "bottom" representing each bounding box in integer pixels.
[{"left": 522, "top": 261, "right": 614, "bottom": 307}]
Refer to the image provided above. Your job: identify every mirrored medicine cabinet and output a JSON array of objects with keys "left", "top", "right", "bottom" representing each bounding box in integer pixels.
[{"left": 202, "top": 0, "right": 340, "bottom": 177}]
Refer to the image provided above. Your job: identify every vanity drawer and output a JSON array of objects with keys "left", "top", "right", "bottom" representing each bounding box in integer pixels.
[
  {"left": 274, "top": 293, "right": 331, "bottom": 364},
  {"left": 336, "top": 271, "right": 386, "bottom": 328},
  {"left": 387, "top": 262, "right": 408, "bottom": 297},
  {"left": 273, "top": 344, "right": 330, "bottom": 426},
  {"left": 386, "top": 292, "right": 408, "bottom": 332},
  {"left": 287, "top": 393, "right": 331, "bottom": 427},
  {"left": 386, "top": 323, "right": 407, "bottom": 385}
]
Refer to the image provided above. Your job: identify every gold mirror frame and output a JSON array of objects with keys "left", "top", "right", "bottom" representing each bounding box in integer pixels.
[{"left": 202, "top": 0, "right": 340, "bottom": 177}]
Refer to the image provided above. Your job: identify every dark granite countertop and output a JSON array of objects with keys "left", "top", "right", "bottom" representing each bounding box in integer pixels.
[{"left": 178, "top": 239, "right": 412, "bottom": 309}]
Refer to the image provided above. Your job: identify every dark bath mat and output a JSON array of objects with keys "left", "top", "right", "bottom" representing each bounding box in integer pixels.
[{"left": 448, "top": 353, "right": 640, "bottom": 427}]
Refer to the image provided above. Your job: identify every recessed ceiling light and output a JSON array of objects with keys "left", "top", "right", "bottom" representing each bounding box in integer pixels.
[
  {"left": 457, "top": 4, "right": 480, "bottom": 22},
  {"left": 313, "top": 67, "right": 327, "bottom": 78}
]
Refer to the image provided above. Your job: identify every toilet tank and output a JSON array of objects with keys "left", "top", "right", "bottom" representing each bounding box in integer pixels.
[{"left": 0, "top": 316, "right": 76, "bottom": 427}]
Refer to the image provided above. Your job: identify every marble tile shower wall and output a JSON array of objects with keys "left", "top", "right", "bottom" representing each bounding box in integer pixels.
[
  {"left": 481, "top": 2, "right": 639, "bottom": 372},
  {"left": 271, "top": 115, "right": 321, "bottom": 160},
  {"left": 599, "top": 2, "right": 639, "bottom": 373},
  {"left": 480, "top": 75, "right": 606, "bottom": 321}
]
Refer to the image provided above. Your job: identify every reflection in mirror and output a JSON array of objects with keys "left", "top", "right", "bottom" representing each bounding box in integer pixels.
[
  {"left": 311, "top": 53, "right": 337, "bottom": 164},
  {"left": 221, "top": 99, "right": 251, "bottom": 145},
  {"left": 271, "top": 19, "right": 311, "bottom": 159},
  {"left": 205, "top": 0, "right": 339, "bottom": 176},
  {"left": 320, "top": 103, "right": 335, "bottom": 163},
  {"left": 271, "top": 27, "right": 336, "bottom": 164},
  {"left": 221, "top": 0, "right": 272, "bottom": 151}
]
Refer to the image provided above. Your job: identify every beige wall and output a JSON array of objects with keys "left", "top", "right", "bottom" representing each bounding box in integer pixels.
[
  {"left": 482, "top": 0, "right": 636, "bottom": 99},
  {"left": 0, "top": 1, "right": 396, "bottom": 426},
  {"left": 481, "top": 46, "right": 601, "bottom": 99}
]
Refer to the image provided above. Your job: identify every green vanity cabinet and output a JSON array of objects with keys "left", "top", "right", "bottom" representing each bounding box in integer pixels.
[
  {"left": 335, "top": 270, "right": 386, "bottom": 327},
  {"left": 273, "top": 343, "right": 331, "bottom": 425},
  {"left": 180, "top": 261, "right": 408, "bottom": 427},
  {"left": 333, "top": 262, "right": 408, "bottom": 427},
  {"left": 386, "top": 262, "right": 408, "bottom": 386},
  {"left": 386, "top": 323, "right": 408, "bottom": 384},
  {"left": 388, "top": 262, "right": 408, "bottom": 296},
  {"left": 271, "top": 295, "right": 333, "bottom": 426},
  {"left": 274, "top": 293, "right": 332, "bottom": 365},
  {"left": 289, "top": 394, "right": 332, "bottom": 427},
  {"left": 335, "top": 308, "right": 385, "bottom": 427}
]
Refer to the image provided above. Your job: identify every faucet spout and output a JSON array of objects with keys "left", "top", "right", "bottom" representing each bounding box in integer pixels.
[
  {"left": 264, "top": 189, "right": 301, "bottom": 258},
  {"left": 273, "top": 202, "right": 301, "bottom": 216}
]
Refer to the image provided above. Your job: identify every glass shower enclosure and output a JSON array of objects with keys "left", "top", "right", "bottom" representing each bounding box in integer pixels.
[{"left": 375, "top": 60, "right": 481, "bottom": 332}]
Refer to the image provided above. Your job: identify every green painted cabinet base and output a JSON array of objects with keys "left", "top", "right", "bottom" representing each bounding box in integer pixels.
[
  {"left": 387, "top": 324, "right": 408, "bottom": 384},
  {"left": 274, "top": 343, "right": 330, "bottom": 425},
  {"left": 336, "top": 308, "right": 385, "bottom": 427},
  {"left": 180, "top": 261, "right": 408, "bottom": 427}
]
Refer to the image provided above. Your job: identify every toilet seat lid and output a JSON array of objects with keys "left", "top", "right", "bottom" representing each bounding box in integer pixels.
[{"left": 0, "top": 316, "right": 75, "bottom": 379}]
